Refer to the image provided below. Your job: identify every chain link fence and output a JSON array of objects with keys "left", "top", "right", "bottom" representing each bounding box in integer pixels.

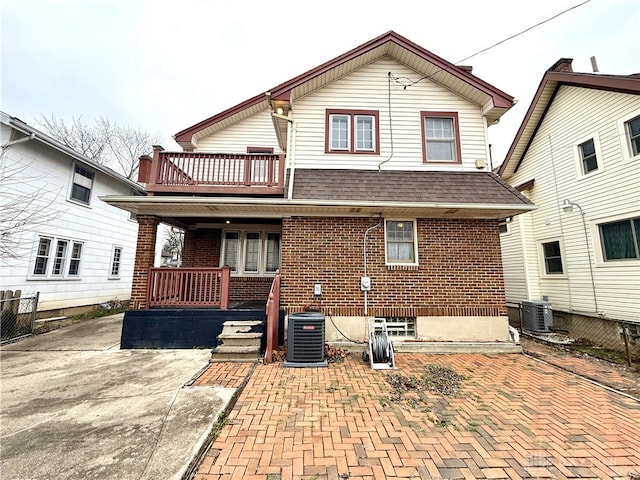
[
  {"left": 508, "top": 303, "right": 640, "bottom": 367},
  {"left": 1, "top": 291, "right": 39, "bottom": 343}
]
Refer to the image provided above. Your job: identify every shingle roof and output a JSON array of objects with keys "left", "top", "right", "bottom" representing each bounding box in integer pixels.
[{"left": 291, "top": 169, "right": 531, "bottom": 205}]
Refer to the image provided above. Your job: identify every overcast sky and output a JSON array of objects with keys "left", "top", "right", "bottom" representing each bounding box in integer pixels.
[{"left": 2, "top": 0, "right": 639, "bottom": 165}]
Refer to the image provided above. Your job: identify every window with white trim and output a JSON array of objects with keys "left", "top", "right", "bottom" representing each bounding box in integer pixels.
[
  {"left": 221, "top": 230, "right": 281, "bottom": 275},
  {"left": 385, "top": 220, "right": 417, "bottom": 265},
  {"left": 70, "top": 164, "right": 94, "bottom": 204},
  {"left": 32, "top": 236, "right": 83, "bottom": 278},
  {"left": 579, "top": 139, "right": 598, "bottom": 174},
  {"left": 421, "top": 111, "right": 461, "bottom": 163},
  {"left": 110, "top": 246, "right": 123, "bottom": 278},
  {"left": 625, "top": 115, "right": 640, "bottom": 157},
  {"left": 599, "top": 217, "right": 640, "bottom": 261},
  {"left": 541, "top": 240, "right": 563, "bottom": 275},
  {"left": 325, "top": 109, "right": 379, "bottom": 154}
]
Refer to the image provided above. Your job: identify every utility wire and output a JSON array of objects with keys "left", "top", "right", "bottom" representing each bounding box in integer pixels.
[{"left": 392, "top": 0, "right": 592, "bottom": 89}]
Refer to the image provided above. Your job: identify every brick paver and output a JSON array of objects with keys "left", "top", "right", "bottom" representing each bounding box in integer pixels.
[{"left": 193, "top": 353, "right": 640, "bottom": 480}]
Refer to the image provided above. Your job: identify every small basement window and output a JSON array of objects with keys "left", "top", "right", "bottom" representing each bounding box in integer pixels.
[{"left": 384, "top": 317, "right": 416, "bottom": 337}]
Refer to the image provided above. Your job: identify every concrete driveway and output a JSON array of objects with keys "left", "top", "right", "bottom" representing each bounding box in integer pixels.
[{"left": 0, "top": 314, "right": 233, "bottom": 480}]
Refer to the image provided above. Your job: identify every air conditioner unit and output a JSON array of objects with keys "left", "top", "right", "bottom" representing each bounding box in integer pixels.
[
  {"left": 284, "top": 312, "right": 328, "bottom": 367},
  {"left": 521, "top": 300, "right": 553, "bottom": 333}
]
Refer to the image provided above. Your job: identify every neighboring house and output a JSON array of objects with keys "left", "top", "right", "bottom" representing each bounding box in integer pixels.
[
  {"left": 498, "top": 59, "right": 640, "bottom": 343},
  {"left": 103, "top": 31, "right": 534, "bottom": 350},
  {"left": 0, "top": 112, "right": 144, "bottom": 317}
]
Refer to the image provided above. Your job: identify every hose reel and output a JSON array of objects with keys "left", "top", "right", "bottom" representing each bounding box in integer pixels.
[{"left": 365, "top": 318, "right": 396, "bottom": 369}]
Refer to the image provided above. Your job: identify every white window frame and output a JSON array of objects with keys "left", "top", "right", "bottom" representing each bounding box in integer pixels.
[
  {"left": 69, "top": 163, "right": 95, "bottom": 206},
  {"left": 384, "top": 219, "right": 418, "bottom": 266},
  {"left": 573, "top": 133, "right": 603, "bottom": 178},
  {"left": 597, "top": 216, "right": 640, "bottom": 262},
  {"left": 30, "top": 235, "right": 84, "bottom": 279},
  {"left": 539, "top": 238, "right": 566, "bottom": 278},
  {"left": 110, "top": 246, "right": 123, "bottom": 279},
  {"left": 617, "top": 110, "right": 640, "bottom": 163},
  {"left": 591, "top": 212, "right": 640, "bottom": 266},
  {"left": 499, "top": 217, "right": 512, "bottom": 235},
  {"left": 221, "top": 228, "right": 281, "bottom": 276}
]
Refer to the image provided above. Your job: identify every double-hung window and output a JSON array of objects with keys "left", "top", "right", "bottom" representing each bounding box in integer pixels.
[
  {"left": 326, "top": 109, "right": 379, "bottom": 154},
  {"left": 626, "top": 115, "right": 640, "bottom": 157},
  {"left": 70, "top": 164, "right": 94, "bottom": 204},
  {"left": 32, "top": 236, "right": 83, "bottom": 278},
  {"left": 222, "top": 230, "right": 281, "bottom": 275},
  {"left": 385, "top": 220, "right": 417, "bottom": 265},
  {"left": 579, "top": 139, "right": 598, "bottom": 174},
  {"left": 110, "top": 247, "right": 123, "bottom": 278},
  {"left": 421, "top": 111, "right": 461, "bottom": 163},
  {"left": 599, "top": 217, "right": 640, "bottom": 261},
  {"left": 541, "top": 240, "right": 564, "bottom": 274}
]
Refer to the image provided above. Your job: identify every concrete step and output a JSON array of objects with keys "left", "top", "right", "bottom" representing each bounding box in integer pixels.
[
  {"left": 211, "top": 345, "right": 261, "bottom": 362},
  {"left": 217, "top": 332, "right": 262, "bottom": 347},
  {"left": 221, "top": 320, "right": 265, "bottom": 334}
]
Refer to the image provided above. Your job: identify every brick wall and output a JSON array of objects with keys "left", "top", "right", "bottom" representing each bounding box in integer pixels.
[
  {"left": 229, "top": 277, "right": 273, "bottom": 303},
  {"left": 182, "top": 228, "right": 221, "bottom": 267},
  {"left": 281, "top": 217, "right": 506, "bottom": 317},
  {"left": 131, "top": 215, "right": 160, "bottom": 309}
]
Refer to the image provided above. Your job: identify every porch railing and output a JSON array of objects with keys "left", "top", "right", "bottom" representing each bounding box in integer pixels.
[
  {"left": 264, "top": 270, "right": 281, "bottom": 364},
  {"left": 147, "top": 267, "right": 231, "bottom": 309},
  {"left": 140, "top": 147, "right": 285, "bottom": 195}
]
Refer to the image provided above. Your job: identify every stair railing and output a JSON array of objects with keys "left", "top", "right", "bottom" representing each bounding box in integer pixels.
[{"left": 264, "top": 270, "right": 281, "bottom": 363}]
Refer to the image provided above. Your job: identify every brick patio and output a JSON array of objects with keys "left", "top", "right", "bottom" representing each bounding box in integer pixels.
[{"left": 192, "top": 353, "right": 640, "bottom": 480}]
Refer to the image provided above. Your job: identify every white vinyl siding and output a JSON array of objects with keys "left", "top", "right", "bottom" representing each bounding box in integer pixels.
[
  {"left": 292, "top": 58, "right": 489, "bottom": 171},
  {"left": 500, "top": 86, "right": 640, "bottom": 321},
  {"left": 194, "top": 110, "right": 283, "bottom": 154},
  {"left": 1, "top": 120, "right": 139, "bottom": 312}
]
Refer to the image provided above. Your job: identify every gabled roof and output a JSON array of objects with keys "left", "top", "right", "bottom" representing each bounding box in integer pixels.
[
  {"left": 174, "top": 31, "right": 514, "bottom": 149},
  {"left": 498, "top": 62, "right": 640, "bottom": 179},
  {"left": 1, "top": 112, "right": 145, "bottom": 193}
]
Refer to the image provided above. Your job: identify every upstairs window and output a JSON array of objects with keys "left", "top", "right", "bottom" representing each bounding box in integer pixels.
[
  {"left": 421, "top": 112, "right": 461, "bottom": 163},
  {"left": 626, "top": 115, "right": 640, "bottom": 157},
  {"left": 579, "top": 139, "right": 598, "bottom": 174},
  {"left": 70, "top": 164, "right": 94, "bottom": 204},
  {"left": 325, "top": 109, "right": 379, "bottom": 154},
  {"left": 599, "top": 217, "right": 640, "bottom": 261}
]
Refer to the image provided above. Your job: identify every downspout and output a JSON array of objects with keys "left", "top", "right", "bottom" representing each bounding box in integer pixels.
[
  {"left": 287, "top": 117, "right": 297, "bottom": 200},
  {"left": 1, "top": 132, "right": 36, "bottom": 149},
  {"left": 363, "top": 216, "right": 382, "bottom": 316},
  {"left": 266, "top": 92, "right": 296, "bottom": 200}
]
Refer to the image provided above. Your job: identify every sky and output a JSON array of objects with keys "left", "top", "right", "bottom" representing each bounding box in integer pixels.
[{"left": 1, "top": 0, "right": 639, "bottom": 166}]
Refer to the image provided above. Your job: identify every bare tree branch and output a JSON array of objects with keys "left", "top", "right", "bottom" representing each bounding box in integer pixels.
[
  {"left": 0, "top": 149, "right": 65, "bottom": 263},
  {"left": 37, "top": 115, "right": 161, "bottom": 180}
]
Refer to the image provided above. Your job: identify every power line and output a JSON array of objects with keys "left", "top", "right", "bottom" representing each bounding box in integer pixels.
[{"left": 393, "top": 0, "right": 592, "bottom": 89}]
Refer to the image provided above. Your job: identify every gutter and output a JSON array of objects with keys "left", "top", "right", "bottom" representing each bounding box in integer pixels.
[{"left": 1, "top": 132, "right": 36, "bottom": 149}]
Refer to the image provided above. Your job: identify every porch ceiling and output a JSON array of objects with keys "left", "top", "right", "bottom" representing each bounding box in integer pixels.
[{"left": 101, "top": 195, "right": 535, "bottom": 221}]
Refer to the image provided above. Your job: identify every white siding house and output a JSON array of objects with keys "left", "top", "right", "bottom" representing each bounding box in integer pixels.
[
  {"left": 1, "top": 112, "right": 145, "bottom": 316},
  {"left": 499, "top": 59, "right": 640, "bottom": 338}
]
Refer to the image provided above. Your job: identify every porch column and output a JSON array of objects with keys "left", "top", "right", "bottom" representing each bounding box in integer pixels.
[{"left": 131, "top": 215, "right": 160, "bottom": 309}]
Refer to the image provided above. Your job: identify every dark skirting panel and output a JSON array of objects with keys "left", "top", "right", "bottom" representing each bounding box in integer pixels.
[{"left": 120, "top": 308, "right": 285, "bottom": 349}]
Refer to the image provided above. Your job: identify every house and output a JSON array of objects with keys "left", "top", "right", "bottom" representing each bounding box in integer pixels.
[
  {"left": 103, "top": 31, "right": 534, "bottom": 354},
  {"left": 0, "top": 112, "right": 145, "bottom": 318},
  {"left": 498, "top": 59, "right": 640, "bottom": 345}
]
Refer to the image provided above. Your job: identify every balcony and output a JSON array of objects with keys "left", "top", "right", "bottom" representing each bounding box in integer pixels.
[{"left": 139, "top": 147, "right": 285, "bottom": 195}]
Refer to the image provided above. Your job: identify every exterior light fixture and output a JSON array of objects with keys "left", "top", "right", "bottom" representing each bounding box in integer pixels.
[{"left": 276, "top": 107, "right": 284, "bottom": 115}]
